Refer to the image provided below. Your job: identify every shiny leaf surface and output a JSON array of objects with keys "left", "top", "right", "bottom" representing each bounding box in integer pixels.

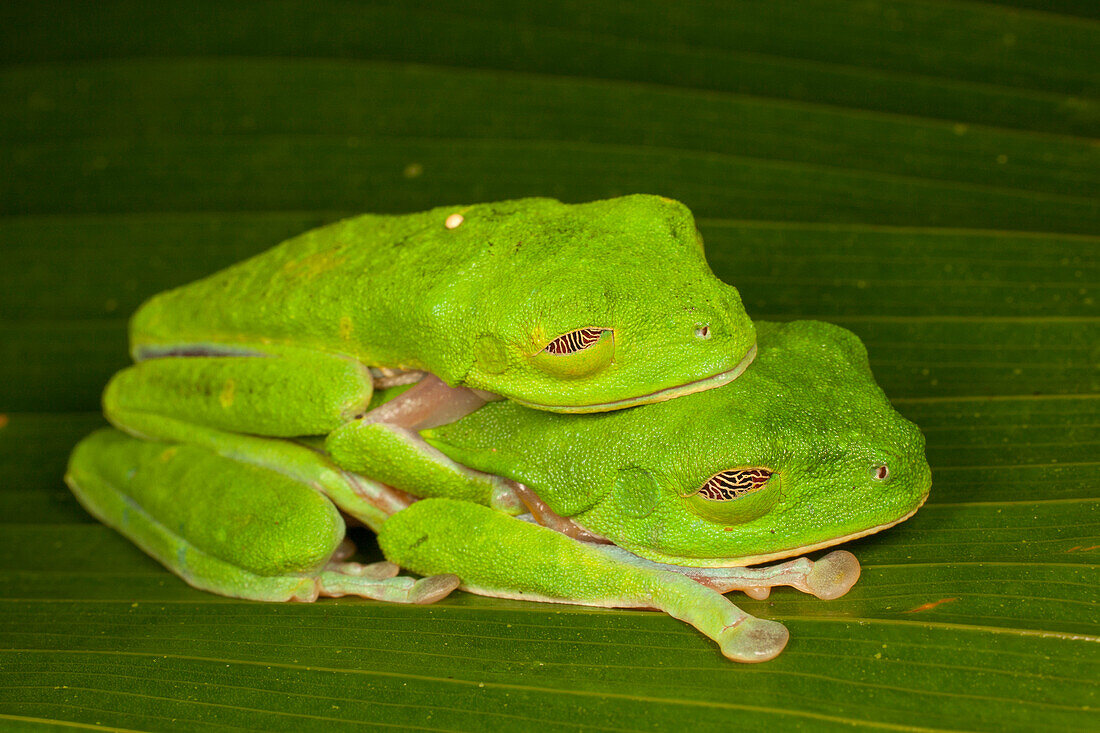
[{"left": 1, "top": 1, "right": 1096, "bottom": 730}]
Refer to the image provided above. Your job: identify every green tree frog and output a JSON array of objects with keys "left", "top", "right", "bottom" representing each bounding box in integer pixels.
[
  {"left": 104, "top": 194, "right": 757, "bottom": 506},
  {"left": 128, "top": 194, "right": 755, "bottom": 411},
  {"left": 67, "top": 320, "right": 930, "bottom": 663}
]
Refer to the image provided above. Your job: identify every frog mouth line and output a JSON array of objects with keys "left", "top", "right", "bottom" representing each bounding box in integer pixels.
[
  {"left": 635, "top": 494, "right": 930, "bottom": 569},
  {"left": 515, "top": 343, "right": 757, "bottom": 414}
]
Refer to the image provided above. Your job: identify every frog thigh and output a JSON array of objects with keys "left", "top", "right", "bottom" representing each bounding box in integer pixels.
[
  {"left": 378, "top": 499, "right": 789, "bottom": 663},
  {"left": 104, "top": 344, "right": 374, "bottom": 438},
  {"left": 66, "top": 428, "right": 457, "bottom": 604},
  {"left": 105, "top": 388, "right": 405, "bottom": 532},
  {"left": 107, "top": 347, "right": 515, "bottom": 513}
]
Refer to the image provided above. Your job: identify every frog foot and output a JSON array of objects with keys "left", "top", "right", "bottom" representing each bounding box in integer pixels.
[
  {"left": 717, "top": 616, "right": 790, "bottom": 663},
  {"left": 316, "top": 559, "right": 460, "bottom": 604},
  {"left": 803, "top": 550, "right": 861, "bottom": 600}
]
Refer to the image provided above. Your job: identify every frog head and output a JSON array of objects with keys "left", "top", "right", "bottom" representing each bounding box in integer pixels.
[
  {"left": 424, "top": 320, "right": 931, "bottom": 566},
  {"left": 426, "top": 195, "right": 756, "bottom": 412}
]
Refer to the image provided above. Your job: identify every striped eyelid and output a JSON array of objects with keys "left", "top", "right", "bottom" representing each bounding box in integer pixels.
[
  {"left": 543, "top": 327, "right": 608, "bottom": 355},
  {"left": 697, "top": 468, "right": 773, "bottom": 501}
]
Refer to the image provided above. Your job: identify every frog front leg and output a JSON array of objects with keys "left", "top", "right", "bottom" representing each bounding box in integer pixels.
[
  {"left": 324, "top": 420, "right": 511, "bottom": 509},
  {"left": 595, "top": 545, "right": 862, "bottom": 601},
  {"left": 325, "top": 373, "right": 520, "bottom": 509},
  {"left": 378, "top": 498, "right": 790, "bottom": 663},
  {"left": 66, "top": 428, "right": 459, "bottom": 603}
]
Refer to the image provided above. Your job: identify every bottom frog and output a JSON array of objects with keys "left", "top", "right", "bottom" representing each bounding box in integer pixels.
[{"left": 66, "top": 321, "right": 931, "bottom": 663}]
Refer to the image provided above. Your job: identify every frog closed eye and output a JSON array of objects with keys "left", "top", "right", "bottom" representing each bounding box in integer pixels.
[
  {"left": 530, "top": 327, "right": 615, "bottom": 379},
  {"left": 685, "top": 467, "right": 782, "bottom": 524}
]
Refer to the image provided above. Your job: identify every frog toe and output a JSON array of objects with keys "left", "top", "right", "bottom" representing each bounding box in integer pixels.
[
  {"left": 326, "top": 559, "right": 401, "bottom": 580},
  {"left": 316, "top": 568, "right": 459, "bottom": 604},
  {"left": 805, "top": 550, "right": 861, "bottom": 600},
  {"left": 718, "top": 616, "right": 789, "bottom": 663},
  {"left": 410, "top": 574, "right": 462, "bottom": 604}
]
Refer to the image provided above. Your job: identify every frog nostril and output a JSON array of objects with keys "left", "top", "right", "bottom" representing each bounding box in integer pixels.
[{"left": 695, "top": 324, "right": 711, "bottom": 340}]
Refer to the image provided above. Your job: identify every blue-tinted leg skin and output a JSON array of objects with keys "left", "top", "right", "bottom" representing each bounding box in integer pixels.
[
  {"left": 65, "top": 428, "right": 458, "bottom": 604},
  {"left": 379, "top": 499, "right": 789, "bottom": 662}
]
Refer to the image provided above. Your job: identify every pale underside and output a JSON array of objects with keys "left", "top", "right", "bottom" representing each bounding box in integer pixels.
[
  {"left": 613, "top": 498, "right": 929, "bottom": 569},
  {"left": 505, "top": 478, "right": 927, "bottom": 569}
]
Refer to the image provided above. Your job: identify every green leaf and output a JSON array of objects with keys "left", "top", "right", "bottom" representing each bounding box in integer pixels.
[{"left": 1, "top": 1, "right": 1096, "bottom": 730}]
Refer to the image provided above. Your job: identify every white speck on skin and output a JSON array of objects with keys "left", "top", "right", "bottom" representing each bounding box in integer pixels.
[{"left": 445, "top": 213, "right": 464, "bottom": 229}]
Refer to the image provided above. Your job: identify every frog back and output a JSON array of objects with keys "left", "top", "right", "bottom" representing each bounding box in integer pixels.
[
  {"left": 128, "top": 199, "right": 567, "bottom": 375},
  {"left": 128, "top": 195, "right": 754, "bottom": 404}
]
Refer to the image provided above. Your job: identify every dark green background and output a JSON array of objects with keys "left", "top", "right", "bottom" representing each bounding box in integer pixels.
[{"left": 1, "top": 2, "right": 1097, "bottom": 730}]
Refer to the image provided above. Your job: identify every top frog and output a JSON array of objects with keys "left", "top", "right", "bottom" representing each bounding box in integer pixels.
[{"left": 128, "top": 195, "right": 756, "bottom": 414}]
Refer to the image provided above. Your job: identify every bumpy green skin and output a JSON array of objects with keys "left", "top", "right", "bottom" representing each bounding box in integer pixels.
[
  {"left": 377, "top": 498, "right": 791, "bottom": 663},
  {"left": 425, "top": 320, "right": 931, "bottom": 566},
  {"left": 106, "top": 346, "right": 374, "bottom": 436},
  {"left": 130, "top": 195, "right": 754, "bottom": 410},
  {"left": 67, "top": 430, "right": 342, "bottom": 600},
  {"left": 65, "top": 318, "right": 929, "bottom": 662}
]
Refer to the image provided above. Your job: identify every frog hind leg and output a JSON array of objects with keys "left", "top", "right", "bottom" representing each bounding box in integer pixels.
[
  {"left": 104, "top": 346, "right": 425, "bottom": 530},
  {"left": 65, "top": 428, "right": 458, "bottom": 604},
  {"left": 378, "top": 498, "right": 789, "bottom": 663},
  {"left": 106, "top": 347, "right": 513, "bottom": 512},
  {"left": 105, "top": 344, "right": 375, "bottom": 439}
]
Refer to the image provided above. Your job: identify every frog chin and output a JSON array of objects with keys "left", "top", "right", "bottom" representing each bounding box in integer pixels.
[
  {"left": 621, "top": 494, "right": 929, "bottom": 569},
  {"left": 513, "top": 343, "right": 757, "bottom": 414}
]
